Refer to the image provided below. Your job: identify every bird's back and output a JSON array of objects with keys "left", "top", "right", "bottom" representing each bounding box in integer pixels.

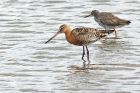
[
  {"left": 96, "top": 12, "right": 131, "bottom": 28},
  {"left": 71, "top": 27, "right": 114, "bottom": 45}
]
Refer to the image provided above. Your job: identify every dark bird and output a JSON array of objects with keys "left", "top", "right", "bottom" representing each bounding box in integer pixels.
[
  {"left": 84, "top": 10, "right": 131, "bottom": 38},
  {"left": 45, "top": 24, "right": 115, "bottom": 68}
]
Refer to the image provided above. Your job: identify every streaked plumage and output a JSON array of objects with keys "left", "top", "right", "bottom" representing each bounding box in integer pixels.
[
  {"left": 45, "top": 24, "right": 115, "bottom": 69},
  {"left": 85, "top": 10, "right": 131, "bottom": 38},
  {"left": 71, "top": 27, "right": 112, "bottom": 45}
]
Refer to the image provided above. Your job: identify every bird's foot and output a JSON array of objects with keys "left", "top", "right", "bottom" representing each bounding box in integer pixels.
[
  {"left": 86, "top": 60, "right": 90, "bottom": 69},
  {"left": 83, "top": 61, "right": 86, "bottom": 69}
]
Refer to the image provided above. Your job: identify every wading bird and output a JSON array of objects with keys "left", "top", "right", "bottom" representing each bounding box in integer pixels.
[
  {"left": 84, "top": 10, "right": 131, "bottom": 38},
  {"left": 45, "top": 24, "right": 114, "bottom": 68}
]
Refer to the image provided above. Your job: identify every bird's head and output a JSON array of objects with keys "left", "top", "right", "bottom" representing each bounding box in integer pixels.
[
  {"left": 45, "top": 24, "right": 70, "bottom": 44},
  {"left": 58, "top": 24, "right": 70, "bottom": 33},
  {"left": 84, "top": 10, "right": 99, "bottom": 18}
]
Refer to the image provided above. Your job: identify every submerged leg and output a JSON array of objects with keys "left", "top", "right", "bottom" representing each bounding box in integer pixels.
[
  {"left": 86, "top": 45, "right": 90, "bottom": 66},
  {"left": 82, "top": 46, "right": 86, "bottom": 68}
]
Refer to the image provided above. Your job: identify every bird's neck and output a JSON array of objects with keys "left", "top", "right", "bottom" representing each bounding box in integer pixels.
[
  {"left": 94, "top": 12, "right": 100, "bottom": 18},
  {"left": 64, "top": 30, "right": 78, "bottom": 45}
]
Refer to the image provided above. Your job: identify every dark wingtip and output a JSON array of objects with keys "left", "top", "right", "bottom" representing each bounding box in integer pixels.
[
  {"left": 100, "top": 29, "right": 115, "bottom": 34},
  {"left": 107, "top": 29, "right": 115, "bottom": 34},
  {"left": 127, "top": 20, "right": 131, "bottom": 24}
]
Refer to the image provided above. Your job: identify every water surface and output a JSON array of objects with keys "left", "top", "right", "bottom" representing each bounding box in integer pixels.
[{"left": 0, "top": 0, "right": 140, "bottom": 93}]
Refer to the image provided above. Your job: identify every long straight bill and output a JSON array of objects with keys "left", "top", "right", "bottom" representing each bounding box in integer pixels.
[
  {"left": 45, "top": 32, "right": 60, "bottom": 44},
  {"left": 84, "top": 14, "right": 91, "bottom": 18}
]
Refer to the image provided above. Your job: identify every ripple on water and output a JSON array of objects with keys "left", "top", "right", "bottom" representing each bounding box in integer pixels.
[{"left": 0, "top": 0, "right": 140, "bottom": 93}]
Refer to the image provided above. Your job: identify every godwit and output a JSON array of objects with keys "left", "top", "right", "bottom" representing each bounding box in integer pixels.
[
  {"left": 45, "top": 24, "right": 114, "bottom": 68},
  {"left": 84, "top": 10, "right": 131, "bottom": 38}
]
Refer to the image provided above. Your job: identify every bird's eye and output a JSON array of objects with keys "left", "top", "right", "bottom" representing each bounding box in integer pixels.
[{"left": 59, "top": 25, "right": 64, "bottom": 32}]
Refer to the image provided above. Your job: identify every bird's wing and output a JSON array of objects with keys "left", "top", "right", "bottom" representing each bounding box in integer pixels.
[
  {"left": 99, "top": 12, "right": 124, "bottom": 26},
  {"left": 72, "top": 28, "right": 107, "bottom": 44}
]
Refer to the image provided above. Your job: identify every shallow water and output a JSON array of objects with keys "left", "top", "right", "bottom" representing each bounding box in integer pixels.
[{"left": 0, "top": 0, "right": 140, "bottom": 93}]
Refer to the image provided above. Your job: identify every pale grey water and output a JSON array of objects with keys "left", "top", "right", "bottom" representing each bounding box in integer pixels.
[{"left": 0, "top": 0, "right": 140, "bottom": 93}]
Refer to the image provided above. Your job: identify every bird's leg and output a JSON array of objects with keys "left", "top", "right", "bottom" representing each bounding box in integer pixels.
[
  {"left": 104, "top": 28, "right": 108, "bottom": 40},
  {"left": 86, "top": 45, "right": 90, "bottom": 68},
  {"left": 114, "top": 29, "right": 117, "bottom": 38},
  {"left": 105, "top": 31, "right": 108, "bottom": 40},
  {"left": 105, "top": 29, "right": 118, "bottom": 39},
  {"left": 82, "top": 46, "right": 86, "bottom": 68}
]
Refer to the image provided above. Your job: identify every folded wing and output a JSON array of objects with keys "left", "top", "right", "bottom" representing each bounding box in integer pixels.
[
  {"left": 72, "top": 27, "right": 114, "bottom": 45},
  {"left": 99, "top": 12, "right": 130, "bottom": 26}
]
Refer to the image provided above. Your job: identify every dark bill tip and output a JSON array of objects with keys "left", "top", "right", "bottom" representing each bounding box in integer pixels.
[{"left": 45, "top": 38, "right": 52, "bottom": 44}]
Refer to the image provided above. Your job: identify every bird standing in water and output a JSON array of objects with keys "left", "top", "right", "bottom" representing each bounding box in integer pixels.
[
  {"left": 45, "top": 24, "right": 114, "bottom": 68},
  {"left": 84, "top": 10, "right": 131, "bottom": 38}
]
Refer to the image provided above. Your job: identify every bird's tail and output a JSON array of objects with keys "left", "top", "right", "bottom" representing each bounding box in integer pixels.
[
  {"left": 119, "top": 20, "right": 131, "bottom": 25},
  {"left": 100, "top": 29, "right": 115, "bottom": 35},
  {"left": 95, "top": 29, "right": 115, "bottom": 39}
]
